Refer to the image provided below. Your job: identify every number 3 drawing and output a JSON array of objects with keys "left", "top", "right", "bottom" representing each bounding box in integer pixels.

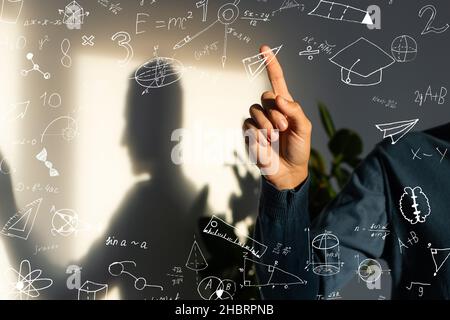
[
  {"left": 418, "top": 5, "right": 449, "bottom": 35},
  {"left": 111, "top": 31, "right": 134, "bottom": 66}
]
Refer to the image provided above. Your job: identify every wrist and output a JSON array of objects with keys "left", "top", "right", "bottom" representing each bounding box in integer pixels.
[{"left": 268, "top": 168, "right": 308, "bottom": 190}]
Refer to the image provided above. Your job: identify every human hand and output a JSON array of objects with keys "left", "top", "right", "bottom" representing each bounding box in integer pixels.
[{"left": 243, "top": 45, "right": 312, "bottom": 190}]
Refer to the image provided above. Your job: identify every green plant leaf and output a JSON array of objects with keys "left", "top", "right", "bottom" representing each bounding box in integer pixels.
[
  {"left": 318, "top": 102, "right": 336, "bottom": 139},
  {"left": 309, "top": 148, "right": 327, "bottom": 176},
  {"left": 328, "top": 129, "right": 363, "bottom": 160},
  {"left": 332, "top": 166, "right": 351, "bottom": 189},
  {"left": 345, "top": 157, "right": 362, "bottom": 168}
]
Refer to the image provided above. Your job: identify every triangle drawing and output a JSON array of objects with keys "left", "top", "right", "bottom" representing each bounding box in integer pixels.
[
  {"left": 1, "top": 198, "right": 42, "bottom": 240},
  {"left": 362, "top": 12, "right": 374, "bottom": 25},
  {"left": 280, "top": 0, "right": 300, "bottom": 10},
  {"left": 242, "top": 45, "right": 283, "bottom": 81},
  {"left": 243, "top": 257, "right": 306, "bottom": 288},
  {"left": 430, "top": 246, "right": 450, "bottom": 276},
  {"left": 375, "top": 119, "right": 419, "bottom": 144},
  {"left": 8, "top": 208, "right": 32, "bottom": 232},
  {"left": 185, "top": 240, "right": 208, "bottom": 271}
]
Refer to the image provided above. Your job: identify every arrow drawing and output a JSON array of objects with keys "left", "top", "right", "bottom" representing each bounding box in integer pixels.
[{"left": 4, "top": 101, "right": 30, "bottom": 122}]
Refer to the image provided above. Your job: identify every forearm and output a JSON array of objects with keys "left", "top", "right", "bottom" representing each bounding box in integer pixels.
[{"left": 254, "top": 177, "right": 319, "bottom": 300}]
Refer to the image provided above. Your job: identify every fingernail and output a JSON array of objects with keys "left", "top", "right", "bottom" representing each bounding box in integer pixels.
[{"left": 277, "top": 118, "right": 288, "bottom": 131}]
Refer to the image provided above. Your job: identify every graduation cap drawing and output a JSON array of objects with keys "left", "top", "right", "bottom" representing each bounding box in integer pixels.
[{"left": 329, "top": 37, "right": 395, "bottom": 86}]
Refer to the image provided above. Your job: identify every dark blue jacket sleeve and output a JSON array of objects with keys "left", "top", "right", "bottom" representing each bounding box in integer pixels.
[
  {"left": 254, "top": 177, "right": 319, "bottom": 299},
  {"left": 255, "top": 150, "right": 387, "bottom": 299}
]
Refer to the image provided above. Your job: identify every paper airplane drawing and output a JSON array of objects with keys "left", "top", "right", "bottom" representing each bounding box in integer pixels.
[
  {"left": 308, "top": 0, "right": 373, "bottom": 25},
  {"left": 279, "top": 0, "right": 300, "bottom": 11},
  {"left": 428, "top": 243, "right": 450, "bottom": 276},
  {"left": 242, "top": 45, "right": 283, "bottom": 81},
  {"left": 1, "top": 198, "right": 42, "bottom": 240},
  {"left": 375, "top": 119, "right": 419, "bottom": 145}
]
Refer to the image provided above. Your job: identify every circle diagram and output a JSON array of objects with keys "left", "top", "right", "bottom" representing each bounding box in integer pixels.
[
  {"left": 51, "top": 208, "right": 79, "bottom": 237},
  {"left": 391, "top": 35, "right": 417, "bottom": 63},
  {"left": 358, "top": 258, "right": 382, "bottom": 283},
  {"left": 134, "top": 57, "right": 184, "bottom": 93},
  {"left": 217, "top": 2, "right": 239, "bottom": 25}
]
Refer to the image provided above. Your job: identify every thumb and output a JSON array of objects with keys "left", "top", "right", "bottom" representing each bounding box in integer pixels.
[{"left": 275, "top": 95, "right": 311, "bottom": 136}]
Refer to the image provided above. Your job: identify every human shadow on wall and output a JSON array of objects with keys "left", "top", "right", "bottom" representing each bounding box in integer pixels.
[
  {"left": 0, "top": 62, "right": 209, "bottom": 300},
  {"left": 72, "top": 63, "right": 210, "bottom": 299}
]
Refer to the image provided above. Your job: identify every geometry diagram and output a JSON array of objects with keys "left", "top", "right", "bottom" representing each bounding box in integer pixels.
[
  {"left": 308, "top": 0, "right": 373, "bottom": 25},
  {"left": 0, "top": 198, "right": 42, "bottom": 240},
  {"left": 242, "top": 257, "right": 306, "bottom": 289},
  {"left": 428, "top": 243, "right": 450, "bottom": 277},
  {"left": 0, "top": 0, "right": 24, "bottom": 24},
  {"left": 375, "top": 119, "right": 419, "bottom": 145},
  {"left": 58, "top": 0, "right": 89, "bottom": 30},
  {"left": 36, "top": 148, "right": 60, "bottom": 177},
  {"left": 174, "top": 0, "right": 240, "bottom": 67},
  {"left": 399, "top": 186, "right": 431, "bottom": 224},
  {"left": 50, "top": 206, "right": 79, "bottom": 237},
  {"left": 9, "top": 260, "right": 53, "bottom": 300},
  {"left": 134, "top": 56, "right": 184, "bottom": 95},
  {"left": 311, "top": 233, "right": 341, "bottom": 276},
  {"left": 329, "top": 37, "right": 395, "bottom": 86},
  {"left": 108, "top": 261, "right": 163, "bottom": 291},
  {"left": 21, "top": 53, "right": 51, "bottom": 80},
  {"left": 242, "top": 45, "right": 283, "bottom": 81},
  {"left": 203, "top": 215, "right": 267, "bottom": 258},
  {"left": 279, "top": 0, "right": 301, "bottom": 12},
  {"left": 391, "top": 35, "right": 417, "bottom": 63},
  {"left": 185, "top": 238, "right": 208, "bottom": 271},
  {"left": 197, "top": 276, "right": 235, "bottom": 300},
  {"left": 78, "top": 280, "right": 108, "bottom": 300},
  {"left": 40, "top": 116, "right": 79, "bottom": 143},
  {"left": 357, "top": 258, "right": 382, "bottom": 283}
]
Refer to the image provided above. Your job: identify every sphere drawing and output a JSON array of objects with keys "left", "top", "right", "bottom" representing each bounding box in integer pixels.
[
  {"left": 391, "top": 35, "right": 417, "bottom": 63},
  {"left": 134, "top": 57, "right": 184, "bottom": 93},
  {"left": 51, "top": 208, "right": 79, "bottom": 237}
]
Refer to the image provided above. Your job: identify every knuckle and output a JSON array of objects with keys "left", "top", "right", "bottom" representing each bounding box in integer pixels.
[
  {"left": 261, "top": 91, "right": 274, "bottom": 101},
  {"left": 243, "top": 118, "right": 253, "bottom": 129},
  {"left": 304, "top": 119, "right": 313, "bottom": 132},
  {"left": 249, "top": 104, "right": 260, "bottom": 114},
  {"left": 261, "top": 119, "right": 273, "bottom": 130}
]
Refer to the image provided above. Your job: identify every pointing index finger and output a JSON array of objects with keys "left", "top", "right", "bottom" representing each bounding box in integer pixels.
[{"left": 260, "top": 45, "right": 292, "bottom": 100}]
